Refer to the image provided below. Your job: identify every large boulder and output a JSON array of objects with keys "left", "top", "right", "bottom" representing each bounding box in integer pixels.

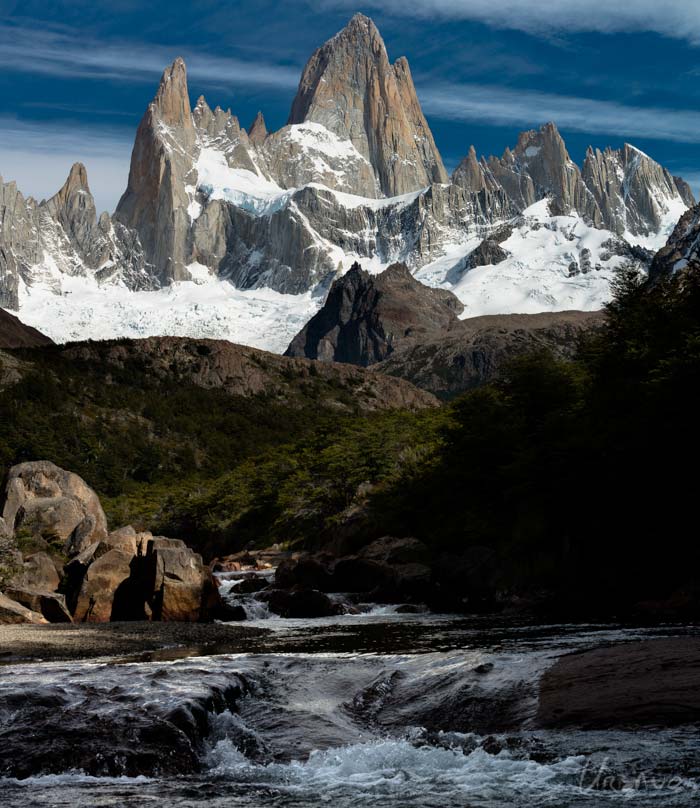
[
  {"left": 265, "top": 588, "right": 340, "bottom": 618},
  {"left": 1, "top": 462, "right": 108, "bottom": 556},
  {"left": 145, "top": 537, "right": 205, "bottom": 622},
  {"left": 10, "top": 551, "right": 61, "bottom": 592},
  {"left": 3, "top": 587, "right": 72, "bottom": 623},
  {"left": 0, "top": 592, "right": 47, "bottom": 624},
  {"left": 72, "top": 548, "right": 138, "bottom": 623}
]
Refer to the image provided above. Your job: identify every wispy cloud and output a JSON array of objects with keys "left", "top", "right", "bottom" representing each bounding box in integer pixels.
[
  {"left": 0, "top": 22, "right": 301, "bottom": 90},
  {"left": 419, "top": 82, "right": 700, "bottom": 145},
  {"left": 317, "top": 0, "right": 700, "bottom": 44},
  {"left": 0, "top": 117, "right": 133, "bottom": 213}
]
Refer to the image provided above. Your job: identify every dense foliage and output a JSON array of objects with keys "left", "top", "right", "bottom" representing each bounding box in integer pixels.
[{"left": 2, "top": 267, "right": 699, "bottom": 610}]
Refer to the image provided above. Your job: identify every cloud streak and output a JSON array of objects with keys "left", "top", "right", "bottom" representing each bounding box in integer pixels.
[
  {"left": 418, "top": 82, "right": 700, "bottom": 145},
  {"left": 317, "top": 0, "right": 700, "bottom": 44},
  {"left": 0, "top": 22, "right": 301, "bottom": 90}
]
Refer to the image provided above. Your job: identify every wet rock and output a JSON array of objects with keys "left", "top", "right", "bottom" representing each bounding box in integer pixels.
[
  {"left": 0, "top": 592, "right": 47, "bottom": 624},
  {"left": 275, "top": 555, "right": 334, "bottom": 591},
  {"left": 236, "top": 575, "right": 270, "bottom": 595},
  {"left": 537, "top": 639, "right": 700, "bottom": 729},
  {"left": 1, "top": 461, "right": 108, "bottom": 556},
  {"left": 265, "top": 588, "right": 340, "bottom": 618}
]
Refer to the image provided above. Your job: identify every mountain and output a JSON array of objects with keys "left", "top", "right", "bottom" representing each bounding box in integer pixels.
[
  {"left": 0, "top": 309, "right": 52, "bottom": 349},
  {"left": 0, "top": 164, "right": 151, "bottom": 310},
  {"left": 0, "top": 14, "right": 694, "bottom": 350}
]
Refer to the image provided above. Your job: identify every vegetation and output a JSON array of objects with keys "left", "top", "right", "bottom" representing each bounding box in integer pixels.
[{"left": 1, "top": 267, "right": 699, "bottom": 610}]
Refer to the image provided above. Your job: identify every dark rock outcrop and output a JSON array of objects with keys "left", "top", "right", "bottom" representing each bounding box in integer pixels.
[
  {"left": 285, "top": 262, "right": 463, "bottom": 365},
  {"left": 650, "top": 203, "right": 700, "bottom": 282}
]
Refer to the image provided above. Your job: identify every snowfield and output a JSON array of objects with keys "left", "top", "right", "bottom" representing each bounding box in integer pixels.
[{"left": 16, "top": 264, "right": 321, "bottom": 353}]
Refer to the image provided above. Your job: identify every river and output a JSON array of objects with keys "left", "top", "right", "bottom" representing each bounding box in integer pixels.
[{"left": 1, "top": 611, "right": 699, "bottom": 807}]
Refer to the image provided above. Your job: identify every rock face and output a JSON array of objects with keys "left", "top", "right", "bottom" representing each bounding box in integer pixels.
[
  {"left": 538, "top": 639, "right": 700, "bottom": 729},
  {"left": 0, "top": 309, "right": 52, "bottom": 349},
  {"left": 0, "top": 461, "right": 222, "bottom": 624},
  {"left": 650, "top": 203, "right": 700, "bottom": 281},
  {"left": 285, "top": 260, "right": 603, "bottom": 394},
  {"left": 0, "top": 591, "right": 47, "bottom": 624},
  {"left": 285, "top": 262, "right": 463, "bottom": 365},
  {"left": 115, "top": 58, "right": 197, "bottom": 284},
  {"left": 1, "top": 461, "right": 108, "bottom": 556},
  {"left": 582, "top": 143, "right": 689, "bottom": 237},
  {"left": 145, "top": 537, "right": 206, "bottom": 622},
  {"left": 458, "top": 125, "right": 692, "bottom": 240},
  {"left": 288, "top": 13, "right": 447, "bottom": 197}
]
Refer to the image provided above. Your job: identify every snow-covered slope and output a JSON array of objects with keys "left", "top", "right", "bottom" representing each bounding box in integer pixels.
[{"left": 416, "top": 201, "right": 643, "bottom": 317}]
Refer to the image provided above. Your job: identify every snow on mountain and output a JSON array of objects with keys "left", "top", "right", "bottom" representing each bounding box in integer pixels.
[
  {"left": 416, "top": 200, "right": 636, "bottom": 318},
  {"left": 196, "top": 147, "right": 292, "bottom": 217}
]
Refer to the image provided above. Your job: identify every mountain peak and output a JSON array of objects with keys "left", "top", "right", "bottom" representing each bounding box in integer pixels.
[
  {"left": 65, "top": 162, "right": 89, "bottom": 192},
  {"left": 287, "top": 14, "right": 446, "bottom": 196},
  {"left": 152, "top": 57, "right": 193, "bottom": 130},
  {"left": 248, "top": 111, "right": 268, "bottom": 144}
]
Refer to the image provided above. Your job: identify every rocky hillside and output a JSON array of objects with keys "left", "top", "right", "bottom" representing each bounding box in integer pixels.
[
  {"left": 376, "top": 311, "right": 604, "bottom": 397},
  {"left": 54, "top": 337, "right": 436, "bottom": 411},
  {"left": 0, "top": 309, "right": 52, "bottom": 349},
  {"left": 285, "top": 262, "right": 463, "bottom": 365}
]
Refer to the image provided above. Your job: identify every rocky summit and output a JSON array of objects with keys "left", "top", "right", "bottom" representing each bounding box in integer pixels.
[{"left": 0, "top": 14, "right": 695, "bottom": 349}]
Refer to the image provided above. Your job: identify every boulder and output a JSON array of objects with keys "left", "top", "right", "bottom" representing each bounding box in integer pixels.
[
  {"left": 275, "top": 555, "right": 334, "bottom": 591},
  {"left": 105, "top": 526, "right": 139, "bottom": 555},
  {"left": 10, "top": 551, "right": 60, "bottom": 592},
  {"left": 72, "top": 548, "right": 138, "bottom": 623},
  {"left": 0, "top": 592, "right": 47, "bottom": 624},
  {"left": 3, "top": 587, "right": 72, "bottom": 623},
  {"left": 1, "top": 461, "right": 108, "bottom": 556},
  {"left": 146, "top": 537, "right": 205, "bottom": 622},
  {"left": 265, "top": 588, "right": 340, "bottom": 618}
]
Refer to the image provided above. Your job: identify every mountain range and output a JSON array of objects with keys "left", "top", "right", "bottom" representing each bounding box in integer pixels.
[{"left": 0, "top": 13, "right": 694, "bottom": 350}]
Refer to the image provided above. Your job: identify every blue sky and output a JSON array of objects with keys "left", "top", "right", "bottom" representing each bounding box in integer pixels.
[{"left": 2, "top": 0, "right": 700, "bottom": 213}]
